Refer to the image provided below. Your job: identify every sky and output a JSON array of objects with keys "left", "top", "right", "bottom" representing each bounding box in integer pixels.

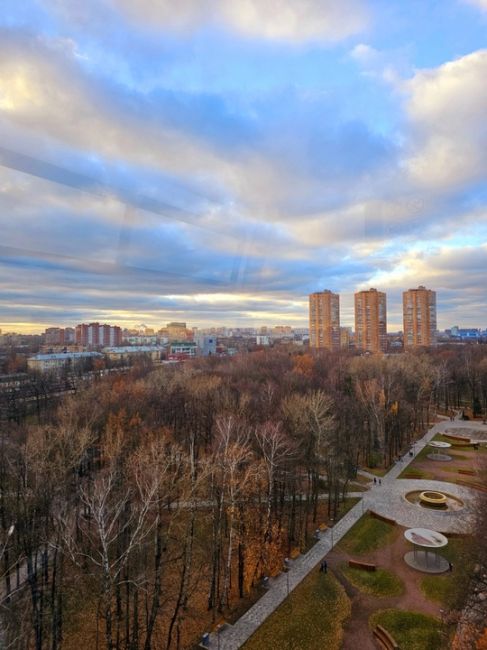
[{"left": 0, "top": 0, "right": 486, "bottom": 333}]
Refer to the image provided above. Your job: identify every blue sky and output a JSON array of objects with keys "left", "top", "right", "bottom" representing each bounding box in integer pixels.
[{"left": 0, "top": 0, "right": 486, "bottom": 332}]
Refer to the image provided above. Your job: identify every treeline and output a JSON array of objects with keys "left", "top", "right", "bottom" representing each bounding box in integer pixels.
[{"left": 0, "top": 345, "right": 486, "bottom": 649}]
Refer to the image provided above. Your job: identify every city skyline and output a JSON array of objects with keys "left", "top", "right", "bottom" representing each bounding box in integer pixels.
[{"left": 1, "top": 1, "right": 487, "bottom": 333}]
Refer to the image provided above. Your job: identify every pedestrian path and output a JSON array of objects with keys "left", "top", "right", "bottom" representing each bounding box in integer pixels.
[{"left": 205, "top": 415, "right": 484, "bottom": 650}]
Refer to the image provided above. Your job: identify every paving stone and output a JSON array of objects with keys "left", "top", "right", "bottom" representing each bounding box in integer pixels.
[{"left": 205, "top": 415, "right": 486, "bottom": 650}]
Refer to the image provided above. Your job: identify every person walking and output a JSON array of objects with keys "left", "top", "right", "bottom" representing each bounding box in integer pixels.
[
  {"left": 449, "top": 562, "right": 453, "bottom": 572},
  {"left": 379, "top": 479, "right": 382, "bottom": 486},
  {"left": 374, "top": 477, "right": 377, "bottom": 485}
]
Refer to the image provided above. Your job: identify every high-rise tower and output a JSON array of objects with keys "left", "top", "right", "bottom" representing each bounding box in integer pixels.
[
  {"left": 354, "top": 288, "right": 387, "bottom": 353},
  {"left": 309, "top": 290, "right": 340, "bottom": 350},
  {"left": 403, "top": 286, "right": 437, "bottom": 348}
]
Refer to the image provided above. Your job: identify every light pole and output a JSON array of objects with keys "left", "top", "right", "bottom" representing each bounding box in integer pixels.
[
  {"left": 284, "top": 558, "right": 290, "bottom": 596},
  {"left": 330, "top": 519, "right": 335, "bottom": 549}
]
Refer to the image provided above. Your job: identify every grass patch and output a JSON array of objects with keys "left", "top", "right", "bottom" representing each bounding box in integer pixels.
[
  {"left": 341, "top": 565, "right": 403, "bottom": 597},
  {"left": 242, "top": 571, "right": 350, "bottom": 650},
  {"left": 348, "top": 483, "right": 368, "bottom": 492},
  {"left": 420, "top": 538, "right": 468, "bottom": 607},
  {"left": 354, "top": 474, "right": 372, "bottom": 485},
  {"left": 338, "top": 514, "right": 396, "bottom": 556},
  {"left": 369, "top": 609, "right": 444, "bottom": 650},
  {"left": 398, "top": 467, "right": 434, "bottom": 480},
  {"left": 363, "top": 466, "right": 388, "bottom": 477},
  {"left": 335, "top": 497, "right": 361, "bottom": 520},
  {"left": 420, "top": 575, "right": 455, "bottom": 606},
  {"left": 447, "top": 453, "right": 470, "bottom": 461}
]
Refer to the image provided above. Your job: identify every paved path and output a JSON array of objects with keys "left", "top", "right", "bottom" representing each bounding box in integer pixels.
[{"left": 205, "top": 415, "right": 486, "bottom": 649}]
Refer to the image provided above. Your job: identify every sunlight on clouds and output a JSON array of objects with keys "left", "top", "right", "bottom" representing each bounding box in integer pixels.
[
  {"left": 111, "top": 0, "right": 368, "bottom": 42},
  {"left": 163, "top": 293, "right": 307, "bottom": 308},
  {"left": 463, "top": 0, "right": 487, "bottom": 11},
  {"left": 404, "top": 50, "right": 487, "bottom": 189},
  {"left": 0, "top": 71, "right": 36, "bottom": 111}
]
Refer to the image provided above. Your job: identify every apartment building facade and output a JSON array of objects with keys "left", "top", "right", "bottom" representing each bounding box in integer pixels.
[
  {"left": 354, "top": 288, "right": 387, "bottom": 353},
  {"left": 75, "top": 323, "right": 122, "bottom": 347},
  {"left": 403, "top": 286, "right": 437, "bottom": 348},
  {"left": 309, "top": 290, "right": 340, "bottom": 350}
]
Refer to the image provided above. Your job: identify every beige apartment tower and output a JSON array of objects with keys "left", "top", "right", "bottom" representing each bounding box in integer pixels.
[
  {"left": 354, "top": 288, "right": 387, "bottom": 353},
  {"left": 403, "top": 286, "right": 437, "bottom": 348},
  {"left": 309, "top": 290, "right": 340, "bottom": 350}
]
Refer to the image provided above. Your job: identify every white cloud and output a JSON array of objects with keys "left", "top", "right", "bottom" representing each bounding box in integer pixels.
[
  {"left": 463, "top": 0, "right": 487, "bottom": 12},
  {"left": 404, "top": 49, "right": 487, "bottom": 189},
  {"left": 110, "top": 0, "right": 368, "bottom": 42}
]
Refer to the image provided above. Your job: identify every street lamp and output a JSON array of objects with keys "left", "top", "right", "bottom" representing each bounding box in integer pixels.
[
  {"left": 330, "top": 519, "right": 335, "bottom": 549},
  {"left": 284, "top": 558, "right": 290, "bottom": 596}
]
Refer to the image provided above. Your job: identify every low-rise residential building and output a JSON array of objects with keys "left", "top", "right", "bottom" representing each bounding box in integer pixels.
[
  {"left": 27, "top": 352, "right": 103, "bottom": 373},
  {"left": 103, "top": 346, "right": 166, "bottom": 362}
]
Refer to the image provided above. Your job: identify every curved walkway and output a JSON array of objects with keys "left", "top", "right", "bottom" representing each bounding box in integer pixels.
[{"left": 206, "top": 415, "right": 486, "bottom": 649}]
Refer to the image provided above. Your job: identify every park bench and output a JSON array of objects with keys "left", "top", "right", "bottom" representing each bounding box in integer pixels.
[
  {"left": 348, "top": 559, "right": 376, "bottom": 571},
  {"left": 443, "top": 433, "right": 470, "bottom": 443},
  {"left": 319, "top": 522, "right": 327, "bottom": 531},
  {"left": 373, "top": 623, "right": 400, "bottom": 649},
  {"left": 458, "top": 468, "right": 476, "bottom": 476}
]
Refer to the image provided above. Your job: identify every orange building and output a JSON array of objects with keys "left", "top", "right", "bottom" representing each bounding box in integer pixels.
[
  {"left": 403, "top": 286, "right": 437, "bottom": 348},
  {"left": 309, "top": 290, "right": 340, "bottom": 350},
  {"left": 354, "top": 288, "right": 387, "bottom": 353}
]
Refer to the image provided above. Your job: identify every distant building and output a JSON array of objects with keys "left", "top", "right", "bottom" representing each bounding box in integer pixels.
[
  {"left": 450, "top": 327, "right": 482, "bottom": 340},
  {"left": 403, "top": 286, "right": 437, "bottom": 348},
  {"left": 28, "top": 351, "right": 103, "bottom": 373},
  {"left": 256, "top": 335, "right": 270, "bottom": 346},
  {"left": 64, "top": 327, "right": 75, "bottom": 343},
  {"left": 125, "top": 335, "right": 160, "bottom": 346},
  {"left": 168, "top": 341, "right": 197, "bottom": 360},
  {"left": 44, "top": 327, "right": 65, "bottom": 345},
  {"left": 309, "top": 290, "right": 340, "bottom": 350},
  {"left": 161, "top": 322, "right": 192, "bottom": 341},
  {"left": 339, "top": 327, "right": 351, "bottom": 349},
  {"left": 195, "top": 335, "right": 217, "bottom": 356},
  {"left": 354, "top": 288, "right": 387, "bottom": 353},
  {"left": 75, "top": 323, "right": 122, "bottom": 347},
  {"left": 103, "top": 346, "right": 166, "bottom": 362}
]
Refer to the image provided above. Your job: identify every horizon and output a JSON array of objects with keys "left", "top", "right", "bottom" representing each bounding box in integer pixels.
[{"left": 1, "top": 1, "right": 487, "bottom": 334}]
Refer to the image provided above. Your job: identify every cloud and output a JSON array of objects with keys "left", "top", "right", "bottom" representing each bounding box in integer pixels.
[
  {"left": 109, "top": 0, "right": 368, "bottom": 42},
  {"left": 404, "top": 49, "right": 487, "bottom": 189},
  {"left": 463, "top": 0, "right": 487, "bottom": 12}
]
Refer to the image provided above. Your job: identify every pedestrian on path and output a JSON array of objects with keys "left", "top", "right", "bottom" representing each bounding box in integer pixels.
[
  {"left": 449, "top": 562, "right": 453, "bottom": 572},
  {"left": 320, "top": 561, "right": 328, "bottom": 573},
  {"left": 374, "top": 477, "right": 377, "bottom": 485},
  {"left": 379, "top": 479, "right": 382, "bottom": 486}
]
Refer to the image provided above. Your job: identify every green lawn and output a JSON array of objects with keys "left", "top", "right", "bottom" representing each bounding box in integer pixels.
[
  {"left": 398, "top": 467, "right": 435, "bottom": 479},
  {"left": 364, "top": 466, "right": 388, "bottom": 477},
  {"left": 369, "top": 609, "right": 444, "bottom": 650},
  {"left": 341, "top": 565, "right": 403, "bottom": 597},
  {"left": 420, "top": 538, "right": 469, "bottom": 607},
  {"left": 420, "top": 574, "right": 455, "bottom": 606},
  {"left": 338, "top": 514, "right": 396, "bottom": 555},
  {"left": 242, "top": 571, "right": 351, "bottom": 650}
]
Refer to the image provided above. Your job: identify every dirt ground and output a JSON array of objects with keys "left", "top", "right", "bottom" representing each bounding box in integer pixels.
[{"left": 327, "top": 526, "right": 448, "bottom": 650}]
